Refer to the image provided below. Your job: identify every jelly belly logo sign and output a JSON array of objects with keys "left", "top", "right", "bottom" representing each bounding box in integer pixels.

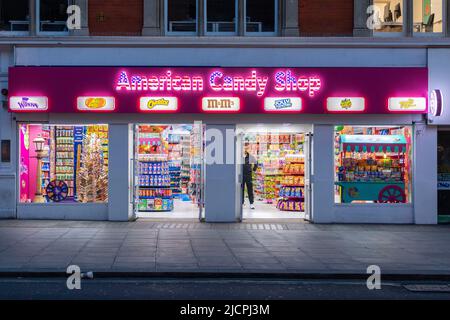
[
  {"left": 77, "top": 97, "right": 115, "bottom": 111},
  {"left": 139, "top": 97, "right": 178, "bottom": 111},
  {"left": 9, "top": 96, "right": 48, "bottom": 111},
  {"left": 264, "top": 97, "right": 302, "bottom": 112},
  {"left": 202, "top": 97, "right": 240, "bottom": 112},
  {"left": 327, "top": 97, "right": 365, "bottom": 112},
  {"left": 115, "top": 69, "right": 322, "bottom": 98},
  {"left": 388, "top": 97, "right": 427, "bottom": 112}
]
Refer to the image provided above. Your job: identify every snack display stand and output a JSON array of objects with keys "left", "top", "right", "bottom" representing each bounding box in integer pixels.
[
  {"left": 137, "top": 126, "right": 174, "bottom": 212},
  {"left": 335, "top": 134, "right": 408, "bottom": 203}
]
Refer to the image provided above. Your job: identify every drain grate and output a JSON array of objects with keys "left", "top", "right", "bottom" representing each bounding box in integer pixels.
[{"left": 403, "top": 284, "right": 450, "bottom": 292}]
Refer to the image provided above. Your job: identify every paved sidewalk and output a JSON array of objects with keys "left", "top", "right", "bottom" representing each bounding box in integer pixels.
[{"left": 1, "top": 219, "right": 450, "bottom": 275}]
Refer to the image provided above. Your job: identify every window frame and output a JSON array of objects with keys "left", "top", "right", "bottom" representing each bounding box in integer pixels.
[
  {"left": 243, "top": 0, "right": 278, "bottom": 36},
  {"left": 164, "top": 0, "right": 199, "bottom": 36},
  {"left": 205, "top": 0, "right": 239, "bottom": 36},
  {"left": 36, "top": 0, "right": 70, "bottom": 36},
  {"left": 373, "top": 0, "right": 408, "bottom": 37},
  {"left": 333, "top": 124, "right": 414, "bottom": 206},
  {"left": 412, "top": 0, "right": 446, "bottom": 37},
  {"left": 0, "top": 0, "right": 30, "bottom": 36}
]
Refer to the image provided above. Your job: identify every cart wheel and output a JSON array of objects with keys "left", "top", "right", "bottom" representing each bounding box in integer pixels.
[
  {"left": 378, "top": 185, "right": 406, "bottom": 203},
  {"left": 45, "top": 180, "right": 69, "bottom": 202}
]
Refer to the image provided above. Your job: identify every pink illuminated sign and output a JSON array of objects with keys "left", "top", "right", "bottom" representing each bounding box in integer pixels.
[{"left": 8, "top": 67, "right": 428, "bottom": 114}]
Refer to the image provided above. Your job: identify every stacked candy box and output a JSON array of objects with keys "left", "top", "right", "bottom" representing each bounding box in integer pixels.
[
  {"left": 279, "top": 186, "right": 303, "bottom": 198},
  {"left": 277, "top": 200, "right": 303, "bottom": 212}
]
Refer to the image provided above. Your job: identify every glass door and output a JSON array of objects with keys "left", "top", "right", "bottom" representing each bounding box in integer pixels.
[
  {"left": 191, "top": 121, "right": 205, "bottom": 221},
  {"left": 131, "top": 124, "right": 140, "bottom": 219},
  {"left": 235, "top": 131, "right": 244, "bottom": 221},
  {"left": 304, "top": 132, "right": 313, "bottom": 221}
]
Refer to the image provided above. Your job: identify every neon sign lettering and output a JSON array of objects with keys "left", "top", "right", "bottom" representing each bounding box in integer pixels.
[
  {"left": 209, "top": 70, "right": 268, "bottom": 97},
  {"left": 116, "top": 71, "right": 204, "bottom": 92},
  {"left": 274, "top": 70, "right": 322, "bottom": 97}
]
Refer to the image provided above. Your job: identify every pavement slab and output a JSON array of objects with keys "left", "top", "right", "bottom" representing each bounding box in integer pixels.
[{"left": 1, "top": 220, "right": 450, "bottom": 276}]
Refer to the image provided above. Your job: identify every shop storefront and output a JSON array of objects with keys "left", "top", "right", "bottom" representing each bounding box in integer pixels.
[{"left": 7, "top": 66, "right": 436, "bottom": 224}]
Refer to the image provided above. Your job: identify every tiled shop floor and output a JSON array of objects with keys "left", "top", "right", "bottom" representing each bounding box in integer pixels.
[{"left": 1, "top": 220, "right": 450, "bottom": 274}]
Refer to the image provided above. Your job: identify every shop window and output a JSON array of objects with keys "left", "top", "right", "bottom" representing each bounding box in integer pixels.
[
  {"left": 166, "top": 0, "right": 197, "bottom": 33},
  {"left": 18, "top": 124, "right": 109, "bottom": 204},
  {"left": 38, "top": 0, "right": 69, "bottom": 33},
  {"left": 0, "top": 0, "right": 29, "bottom": 33},
  {"left": 373, "top": 0, "right": 404, "bottom": 34},
  {"left": 438, "top": 131, "right": 450, "bottom": 222},
  {"left": 413, "top": 0, "right": 443, "bottom": 33},
  {"left": 245, "top": 0, "right": 276, "bottom": 34},
  {"left": 206, "top": 0, "right": 237, "bottom": 34},
  {"left": 334, "top": 126, "right": 412, "bottom": 204}
]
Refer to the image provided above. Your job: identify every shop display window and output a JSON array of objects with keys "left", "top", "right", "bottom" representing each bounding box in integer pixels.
[
  {"left": 334, "top": 125, "right": 412, "bottom": 204},
  {"left": 413, "top": 0, "right": 443, "bottom": 33},
  {"left": 38, "top": 0, "right": 69, "bottom": 33},
  {"left": 373, "top": 0, "right": 404, "bottom": 33},
  {"left": 167, "top": 0, "right": 197, "bottom": 33},
  {"left": 18, "top": 124, "right": 109, "bottom": 204},
  {"left": 0, "top": 0, "right": 29, "bottom": 32},
  {"left": 245, "top": 0, "right": 276, "bottom": 33},
  {"left": 206, "top": 0, "right": 237, "bottom": 33}
]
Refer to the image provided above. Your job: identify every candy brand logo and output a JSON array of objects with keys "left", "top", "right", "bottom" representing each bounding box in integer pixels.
[
  {"left": 147, "top": 98, "right": 169, "bottom": 109},
  {"left": 274, "top": 98, "right": 293, "bottom": 109},
  {"left": 202, "top": 97, "right": 240, "bottom": 111},
  {"left": 207, "top": 99, "right": 234, "bottom": 109},
  {"left": 17, "top": 97, "right": 39, "bottom": 109},
  {"left": 399, "top": 99, "right": 416, "bottom": 109},
  {"left": 77, "top": 97, "right": 115, "bottom": 111},
  {"left": 340, "top": 99, "right": 352, "bottom": 109},
  {"left": 10, "top": 96, "right": 48, "bottom": 111},
  {"left": 85, "top": 98, "right": 106, "bottom": 109}
]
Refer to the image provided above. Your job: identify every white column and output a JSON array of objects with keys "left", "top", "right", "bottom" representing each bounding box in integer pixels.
[
  {"left": 282, "top": 0, "right": 299, "bottom": 36},
  {"left": 142, "top": 0, "right": 161, "bottom": 35},
  {"left": 71, "top": 0, "right": 89, "bottom": 36},
  {"left": 204, "top": 124, "right": 237, "bottom": 222},
  {"left": 354, "top": 0, "right": 372, "bottom": 36},
  {"left": 311, "top": 124, "right": 335, "bottom": 223},
  {"left": 108, "top": 124, "right": 132, "bottom": 221},
  {"left": 413, "top": 123, "right": 438, "bottom": 224}
]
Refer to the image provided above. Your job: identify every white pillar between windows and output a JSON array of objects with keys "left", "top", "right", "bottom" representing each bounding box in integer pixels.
[
  {"left": 71, "top": 0, "right": 89, "bottom": 36},
  {"left": 354, "top": 0, "right": 372, "bottom": 36},
  {"left": 108, "top": 124, "right": 133, "bottom": 221},
  {"left": 282, "top": 0, "right": 299, "bottom": 36},
  {"left": 413, "top": 124, "right": 438, "bottom": 224},
  {"left": 142, "top": 0, "right": 162, "bottom": 36},
  {"left": 29, "top": 0, "right": 36, "bottom": 35},
  {"left": 311, "top": 124, "right": 335, "bottom": 223}
]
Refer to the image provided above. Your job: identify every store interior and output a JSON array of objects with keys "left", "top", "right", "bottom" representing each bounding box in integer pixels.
[
  {"left": 135, "top": 124, "right": 202, "bottom": 219},
  {"left": 237, "top": 124, "right": 312, "bottom": 220},
  {"left": 334, "top": 125, "right": 412, "bottom": 204},
  {"left": 18, "top": 124, "right": 109, "bottom": 204}
]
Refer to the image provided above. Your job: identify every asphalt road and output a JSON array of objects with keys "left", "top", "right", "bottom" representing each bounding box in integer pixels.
[{"left": 0, "top": 277, "right": 450, "bottom": 300}]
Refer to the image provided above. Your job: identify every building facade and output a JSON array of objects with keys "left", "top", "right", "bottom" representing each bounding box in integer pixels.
[{"left": 0, "top": 0, "right": 449, "bottom": 224}]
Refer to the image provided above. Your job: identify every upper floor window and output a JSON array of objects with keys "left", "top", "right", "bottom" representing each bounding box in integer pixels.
[
  {"left": 413, "top": 0, "right": 443, "bottom": 34},
  {"left": 206, "top": 0, "right": 237, "bottom": 34},
  {"left": 245, "top": 0, "right": 277, "bottom": 34},
  {"left": 38, "top": 0, "right": 69, "bottom": 34},
  {"left": 166, "top": 0, "right": 278, "bottom": 35},
  {"left": 0, "top": 0, "right": 29, "bottom": 34},
  {"left": 373, "top": 0, "right": 404, "bottom": 34},
  {"left": 167, "top": 0, "right": 197, "bottom": 34}
]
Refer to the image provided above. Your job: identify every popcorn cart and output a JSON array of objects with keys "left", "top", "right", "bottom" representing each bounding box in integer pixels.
[{"left": 335, "top": 135, "right": 408, "bottom": 203}]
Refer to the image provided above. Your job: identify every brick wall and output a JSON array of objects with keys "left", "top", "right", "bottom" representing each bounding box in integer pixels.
[
  {"left": 89, "top": 0, "right": 144, "bottom": 36},
  {"left": 299, "top": 0, "right": 354, "bottom": 36}
]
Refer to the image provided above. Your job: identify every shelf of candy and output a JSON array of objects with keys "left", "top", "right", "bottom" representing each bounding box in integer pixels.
[
  {"left": 139, "top": 188, "right": 172, "bottom": 199},
  {"left": 337, "top": 155, "right": 404, "bottom": 183},
  {"left": 282, "top": 162, "right": 304, "bottom": 175},
  {"left": 280, "top": 175, "right": 305, "bottom": 187},
  {"left": 257, "top": 134, "right": 291, "bottom": 144},
  {"left": 55, "top": 127, "right": 74, "bottom": 198},
  {"left": 255, "top": 174, "right": 281, "bottom": 203},
  {"left": 277, "top": 199, "right": 304, "bottom": 212},
  {"left": 138, "top": 161, "right": 169, "bottom": 175},
  {"left": 87, "top": 125, "right": 109, "bottom": 171},
  {"left": 279, "top": 186, "right": 304, "bottom": 199},
  {"left": 139, "top": 198, "right": 173, "bottom": 212}
]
